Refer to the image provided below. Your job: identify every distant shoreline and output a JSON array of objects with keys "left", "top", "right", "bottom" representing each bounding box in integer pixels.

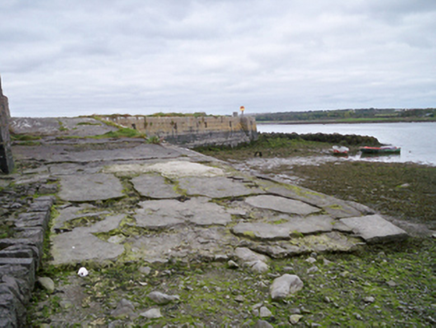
[{"left": 256, "top": 118, "right": 436, "bottom": 125}]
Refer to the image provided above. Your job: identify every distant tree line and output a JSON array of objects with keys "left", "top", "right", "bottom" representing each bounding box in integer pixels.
[{"left": 254, "top": 108, "right": 436, "bottom": 121}]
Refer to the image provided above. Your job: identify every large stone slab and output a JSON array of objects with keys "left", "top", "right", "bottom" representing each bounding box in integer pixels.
[
  {"left": 127, "top": 226, "right": 237, "bottom": 262},
  {"left": 105, "top": 160, "right": 225, "bottom": 178},
  {"left": 135, "top": 198, "right": 232, "bottom": 228},
  {"left": 258, "top": 180, "right": 365, "bottom": 217},
  {"left": 58, "top": 174, "right": 124, "bottom": 201},
  {"left": 53, "top": 204, "right": 108, "bottom": 231},
  {"left": 232, "top": 215, "right": 334, "bottom": 240},
  {"left": 340, "top": 214, "right": 408, "bottom": 243},
  {"left": 13, "top": 143, "right": 182, "bottom": 163},
  {"left": 234, "top": 247, "right": 269, "bottom": 263},
  {"left": 245, "top": 195, "right": 320, "bottom": 215},
  {"left": 9, "top": 117, "right": 117, "bottom": 137},
  {"left": 249, "top": 231, "right": 363, "bottom": 258},
  {"left": 51, "top": 227, "right": 125, "bottom": 265},
  {"left": 232, "top": 222, "right": 291, "bottom": 240},
  {"left": 87, "top": 214, "right": 125, "bottom": 233},
  {"left": 131, "top": 174, "right": 179, "bottom": 199},
  {"left": 178, "top": 176, "right": 263, "bottom": 198}
]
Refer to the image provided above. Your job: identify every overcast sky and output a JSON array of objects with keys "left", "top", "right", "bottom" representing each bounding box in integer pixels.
[{"left": 1, "top": 0, "right": 435, "bottom": 117}]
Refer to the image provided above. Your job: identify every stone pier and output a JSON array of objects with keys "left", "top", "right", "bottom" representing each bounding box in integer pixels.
[{"left": 0, "top": 117, "right": 412, "bottom": 326}]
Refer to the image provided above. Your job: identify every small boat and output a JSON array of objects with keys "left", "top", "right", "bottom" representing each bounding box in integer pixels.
[
  {"left": 332, "top": 145, "right": 349, "bottom": 155},
  {"left": 359, "top": 146, "right": 401, "bottom": 154}
]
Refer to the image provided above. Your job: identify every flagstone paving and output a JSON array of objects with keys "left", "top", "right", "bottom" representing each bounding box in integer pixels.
[{"left": 9, "top": 134, "right": 408, "bottom": 267}]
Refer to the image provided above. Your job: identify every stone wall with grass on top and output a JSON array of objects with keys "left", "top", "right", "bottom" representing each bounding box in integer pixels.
[{"left": 101, "top": 115, "right": 258, "bottom": 147}]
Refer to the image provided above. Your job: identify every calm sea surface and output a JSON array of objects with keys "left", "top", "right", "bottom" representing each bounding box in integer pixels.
[{"left": 257, "top": 122, "right": 436, "bottom": 166}]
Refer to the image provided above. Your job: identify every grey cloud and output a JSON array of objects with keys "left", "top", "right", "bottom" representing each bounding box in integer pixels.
[{"left": 1, "top": 0, "right": 435, "bottom": 116}]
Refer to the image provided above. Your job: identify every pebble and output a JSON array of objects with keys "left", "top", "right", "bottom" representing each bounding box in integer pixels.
[
  {"left": 110, "top": 299, "right": 135, "bottom": 318},
  {"left": 289, "top": 314, "right": 303, "bottom": 325},
  {"left": 270, "top": 274, "right": 304, "bottom": 301},
  {"left": 307, "top": 266, "right": 319, "bottom": 274},
  {"left": 139, "top": 266, "right": 152, "bottom": 275},
  {"left": 386, "top": 280, "right": 397, "bottom": 287},
  {"left": 252, "top": 302, "right": 263, "bottom": 310},
  {"left": 228, "top": 260, "right": 239, "bottom": 269},
  {"left": 253, "top": 320, "right": 274, "bottom": 328},
  {"left": 148, "top": 291, "right": 180, "bottom": 305},
  {"left": 140, "top": 308, "right": 162, "bottom": 319},
  {"left": 214, "top": 254, "right": 229, "bottom": 261},
  {"left": 323, "top": 258, "right": 333, "bottom": 265},
  {"left": 37, "top": 277, "right": 55, "bottom": 294},
  {"left": 305, "top": 257, "right": 317, "bottom": 264},
  {"left": 289, "top": 308, "right": 301, "bottom": 314},
  {"left": 364, "top": 296, "right": 375, "bottom": 303},
  {"left": 354, "top": 313, "right": 363, "bottom": 320},
  {"left": 235, "top": 295, "right": 245, "bottom": 302},
  {"left": 248, "top": 260, "right": 269, "bottom": 273},
  {"left": 300, "top": 306, "right": 312, "bottom": 314},
  {"left": 259, "top": 306, "right": 272, "bottom": 318}
]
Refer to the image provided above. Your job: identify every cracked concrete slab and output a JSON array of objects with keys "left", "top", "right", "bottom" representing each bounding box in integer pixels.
[
  {"left": 58, "top": 174, "right": 124, "bottom": 202},
  {"left": 258, "top": 180, "right": 364, "bottom": 217},
  {"left": 10, "top": 117, "right": 117, "bottom": 136},
  {"left": 234, "top": 247, "right": 269, "bottom": 263},
  {"left": 126, "top": 226, "right": 237, "bottom": 263},
  {"left": 53, "top": 204, "right": 109, "bottom": 230},
  {"left": 134, "top": 198, "right": 232, "bottom": 228},
  {"left": 131, "top": 174, "right": 179, "bottom": 199},
  {"left": 105, "top": 160, "right": 225, "bottom": 178},
  {"left": 249, "top": 231, "right": 362, "bottom": 258},
  {"left": 49, "top": 163, "right": 103, "bottom": 175},
  {"left": 87, "top": 214, "right": 125, "bottom": 233},
  {"left": 51, "top": 227, "right": 125, "bottom": 265},
  {"left": 340, "top": 215, "right": 408, "bottom": 243},
  {"left": 13, "top": 143, "right": 182, "bottom": 163},
  {"left": 232, "top": 222, "right": 291, "bottom": 240},
  {"left": 178, "top": 176, "right": 263, "bottom": 198},
  {"left": 245, "top": 195, "right": 320, "bottom": 215},
  {"left": 232, "top": 215, "right": 334, "bottom": 240}
]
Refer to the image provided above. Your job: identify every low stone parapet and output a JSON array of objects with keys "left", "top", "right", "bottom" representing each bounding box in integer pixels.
[{"left": 0, "top": 194, "right": 54, "bottom": 327}]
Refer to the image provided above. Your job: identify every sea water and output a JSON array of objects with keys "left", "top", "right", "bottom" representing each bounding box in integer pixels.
[{"left": 257, "top": 122, "right": 436, "bottom": 166}]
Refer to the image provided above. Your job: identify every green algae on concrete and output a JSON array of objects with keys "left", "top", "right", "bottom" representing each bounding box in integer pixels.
[
  {"left": 104, "top": 160, "right": 225, "bottom": 178},
  {"left": 135, "top": 198, "right": 233, "bottom": 227},
  {"left": 245, "top": 194, "right": 320, "bottom": 215},
  {"left": 178, "top": 176, "right": 264, "bottom": 198},
  {"left": 340, "top": 214, "right": 408, "bottom": 243},
  {"left": 232, "top": 215, "right": 335, "bottom": 241}
]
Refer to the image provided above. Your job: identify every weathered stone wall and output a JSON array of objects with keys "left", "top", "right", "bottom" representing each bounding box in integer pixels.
[
  {"left": 102, "top": 115, "right": 258, "bottom": 147},
  {"left": 0, "top": 76, "right": 14, "bottom": 174},
  {"left": 0, "top": 193, "right": 55, "bottom": 327}
]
